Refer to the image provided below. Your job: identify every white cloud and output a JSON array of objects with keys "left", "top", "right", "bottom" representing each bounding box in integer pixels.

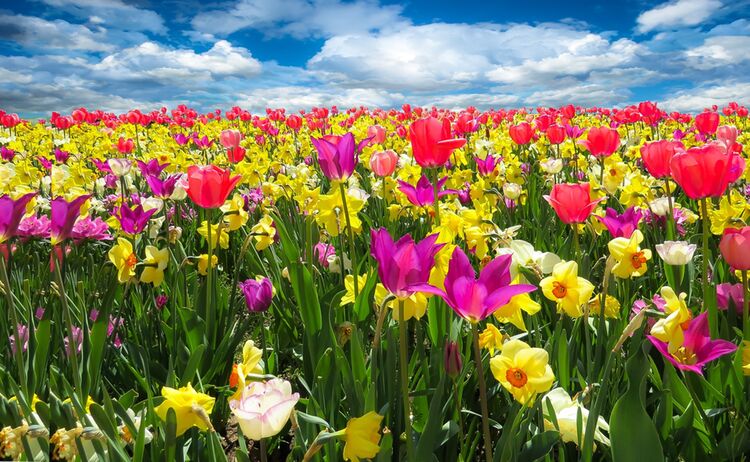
[
  {"left": 636, "top": 0, "right": 723, "bottom": 33},
  {"left": 525, "top": 83, "right": 631, "bottom": 107},
  {"left": 415, "top": 93, "right": 520, "bottom": 110},
  {"left": 236, "top": 86, "right": 403, "bottom": 111},
  {"left": 660, "top": 81, "right": 750, "bottom": 112},
  {"left": 191, "top": 0, "right": 408, "bottom": 39},
  {"left": 0, "top": 68, "right": 33, "bottom": 84},
  {"left": 684, "top": 35, "right": 750, "bottom": 69},
  {"left": 0, "top": 13, "right": 114, "bottom": 51},
  {"left": 91, "top": 40, "right": 262, "bottom": 84},
  {"left": 308, "top": 23, "right": 643, "bottom": 92},
  {"left": 40, "top": 0, "right": 166, "bottom": 34}
]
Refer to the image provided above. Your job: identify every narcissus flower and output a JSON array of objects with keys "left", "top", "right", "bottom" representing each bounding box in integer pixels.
[
  {"left": 140, "top": 246, "right": 168, "bottom": 286},
  {"left": 540, "top": 261, "right": 595, "bottom": 317},
  {"left": 479, "top": 323, "right": 506, "bottom": 355},
  {"left": 341, "top": 412, "right": 383, "bottom": 462},
  {"left": 542, "top": 388, "right": 610, "bottom": 449},
  {"left": 409, "top": 117, "right": 466, "bottom": 168},
  {"left": 221, "top": 194, "right": 249, "bottom": 231},
  {"left": 420, "top": 248, "right": 536, "bottom": 323},
  {"left": 648, "top": 312, "right": 736, "bottom": 375},
  {"left": 197, "top": 221, "right": 229, "bottom": 250},
  {"left": 649, "top": 287, "right": 691, "bottom": 354},
  {"left": 490, "top": 339, "right": 555, "bottom": 404},
  {"left": 608, "top": 230, "right": 651, "bottom": 278},
  {"left": 493, "top": 277, "right": 542, "bottom": 331},
  {"left": 230, "top": 379, "right": 299, "bottom": 441},
  {"left": 155, "top": 383, "right": 215, "bottom": 437},
  {"left": 108, "top": 238, "right": 137, "bottom": 283},
  {"left": 251, "top": 215, "right": 276, "bottom": 250},
  {"left": 197, "top": 254, "right": 218, "bottom": 275}
]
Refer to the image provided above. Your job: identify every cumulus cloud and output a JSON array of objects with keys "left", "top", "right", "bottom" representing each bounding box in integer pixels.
[
  {"left": 191, "top": 0, "right": 409, "bottom": 39},
  {"left": 684, "top": 35, "right": 750, "bottom": 69},
  {"left": 659, "top": 81, "right": 750, "bottom": 112},
  {"left": 236, "top": 86, "right": 403, "bottom": 112},
  {"left": 636, "top": 0, "right": 724, "bottom": 33},
  {"left": 40, "top": 0, "right": 166, "bottom": 34},
  {"left": 525, "top": 83, "right": 632, "bottom": 107},
  {"left": 0, "top": 13, "right": 115, "bottom": 52}
]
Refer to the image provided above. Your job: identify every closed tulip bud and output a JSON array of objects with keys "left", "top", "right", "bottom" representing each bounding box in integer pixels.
[
  {"left": 503, "top": 182, "right": 522, "bottom": 200},
  {"left": 220, "top": 129, "right": 242, "bottom": 148},
  {"left": 239, "top": 276, "right": 274, "bottom": 312},
  {"left": 367, "top": 124, "right": 387, "bottom": 144},
  {"left": 444, "top": 341, "right": 463, "bottom": 379},
  {"left": 369, "top": 150, "right": 398, "bottom": 176},
  {"left": 655, "top": 240, "right": 697, "bottom": 266},
  {"left": 719, "top": 227, "right": 750, "bottom": 270}
]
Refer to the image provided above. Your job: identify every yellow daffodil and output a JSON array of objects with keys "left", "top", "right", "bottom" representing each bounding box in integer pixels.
[
  {"left": 742, "top": 341, "right": 750, "bottom": 376},
  {"left": 197, "top": 221, "right": 229, "bottom": 250},
  {"left": 490, "top": 339, "right": 555, "bottom": 405},
  {"left": 341, "top": 274, "right": 368, "bottom": 306},
  {"left": 587, "top": 294, "right": 620, "bottom": 318},
  {"left": 229, "top": 340, "right": 264, "bottom": 402},
  {"left": 140, "top": 245, "right": 168, "bottom": 286},
  {"left": 251, "top": 215, "right": 276, "bottom": 250},
  {"left": 315, "top": 191, "right": 364, "bottom": 237},
  {"left": 220, "top": 194, "right": 249, "bottom": 231},
  {"left": 197, "top": 254, "right": 218, "bottom": 275},
  {"left": 374, "top": 284, "right": 427, "bottom": 321},
  {"left": 479, "top": 324, "right": 506, "bottom": 355},
  {"left": 494, "top": 276, "right": 542, "bottom": 331},
  {"left": 608, "top": 230, "right": 651, "bottom": 278},
  {"left": 650, "top": 287, "right": 691, "bottom": 353},
  {"left": 155, "top": 383, "right": 215, "bottom": 437},
  {"left": 342, "top": 411, "right": 383, "bottom": 462},
  {"left": 540, "top": 261, "right": 595, "bottom": 317},
  {"left": 108, "top": 238, "right": 137, "bottom": 283}
]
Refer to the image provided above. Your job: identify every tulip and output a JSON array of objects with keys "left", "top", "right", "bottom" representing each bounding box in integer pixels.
[
  {"left": 670, "top": 143, "right": 738, "bottom": 199},
  {"left": 717, "top": 283, "right": 744, "bottom": 312},
  {"left": 230, "top": 379, "right": 299, "bottom": 441},
  {"left": 409, "top": 117, "right": 466, "bottom": 168},
  {"left": 542, "top": 388, "right": 610, "bottom": 449},
  {"left": 0, "top": 193, "right": 36, "bottom": 244},
  {"left": 369, "top": 149, "right": 398, "bottom": 176},
  {"left": 219, "top": 129, "right": 242, "bottom": 148},
  {"left": 420, "top": 248, "right": 536, "bottom": 323},
  {"left": 367, "top": 124, "right": 387, "bottom": 144},
  {"left": 509, "top": 122, "right": 533, "bottom": 145},
  {"left": 115, "top": 137, "right": 135, "bottom": 154},
  {"left": 640, "top": 140, "right": 683, "bottom": 178},
  {"left": 655, "top": 241, "right": 697, "bottom": 266},
  {"left": 720, "top": 227, "right": 750, "bottom": 270},
  {"left": 397, "top": 175, "right": 458, "bottom": 207},
  {"left": 475, "top": 154, "right": 499, "bottom": 176},
  {"left": 50, "top": 195, "right": 91, "bottom": 246},
  {"left": 647, "top": 312, "right": 736, "bottom": 375},
  {"left": 227, "top": 146, "right": 246, "bottom": 163},
  {"left": 595, "top": 207, "right": 643, "bottom": 238},
  {"left": 444, "top": 340, "right": 463, "bottom": 378},
  {"left": 116, "top": 203, "right": 157, "bottom": 235},
  {"left": 239, "top": 276, "right": 274, "bottom": 312},
  {"left": 544, "top": 183, "right": 602, "bottom": 224},
  {"left": 286, "top": 114, "right": 302, "bottom": 131},
  {"left": 186, "top": 165, "right": 241, "bottom": 209},
  {"left": 717, "top": 125, "right": 738, "bottom": 148},
  {"left": 370, "top": 228, "right": 443, "bottom": 299},
  {"left": 136, "top": 158, "right": 169, "bottom": 177},
  {"left": 311, "top": 132, "right": 369, "bottom": 181},
  {"left": 108, "top": 158, "right": 132, "bottom": 177},
  {"left": 145, "top": 174, "right": 180, "bottom": 199},
  {"left": 695, "top": 111, "right": 719, "bottom": 135},
  {"left": 546, "top": 124, "right": 566, "bottom": 145},
  {"left": 580, "top": 126, "right": 619, "bottom": 158}
]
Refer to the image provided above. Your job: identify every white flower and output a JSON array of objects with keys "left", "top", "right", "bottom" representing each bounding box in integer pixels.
[
  {"left": 498, "top": 239, "right": 561, "bottom": 278},
  {"left": 230, "top": 379, "right": 299, "bottom": 441},
  {"left": 503, "top": 182, "right": 522, "bottom": 200},
  {"left": 540, "top": 158, "right": 563, "bottom": 174},
  {"left": 119, "top": 409, "right": 153, "bottom": 445},
  {"left": 108, "top": 158, "right": 132, "bottom": 177},
  {"left": 655, "top": 241, "right": 696, "bottom": 266},
  {"left": 170, "top": 174, "right": 188, "bottom": 201},
  {"left": 649, "top": 197, "right": 673, "bottom": 217},
  {"left": 542, "top": 388, "right": 610, "bottom": 449}
]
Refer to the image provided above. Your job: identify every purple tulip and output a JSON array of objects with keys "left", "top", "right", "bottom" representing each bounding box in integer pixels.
[
  {"left": 717, "top": 283, "right": 744, "bottom": 313},
  {"left": 419, "top": 248, "right": 536, "bottom": 323},
  {"left": 648, "top": 312, "right": 736, "bottom": 375},
  {"left": 51, "top": 195, "right": 91, "bottom": 246},
  {"left": 310, "top": 132, "right": 371, "bottom": 181},
  {"left": 146, "top": 174, "right": 180, "bottom": 199},
  {"left": 596, "top": 207, "right": 643, "bottom": 238},
  {"left": 116, "top": 203, "right": 156, "bottom": 235},
  {"left": 475, "top": 154, "right": 499, "bottom": 176},
  {"left": 239, "top": 277, "right": 274, "bottom": 312},
  {"left": 137, "top": 159, "right": 170, "bottom": 177},
  {"left": 397, "top": 175, "right": 458, "bottom": 207},
  {"left": 0, "top": 193, "right": 36, "bottom": 243}
]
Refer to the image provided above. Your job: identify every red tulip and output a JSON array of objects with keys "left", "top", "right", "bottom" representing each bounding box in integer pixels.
[
  {"left": 286, "top": 115, "right": 303, "bottom": 131},
  {"left": 544, "top": 183, "right": 602, "bottom": 224},
  {"left": 220, "top": 129, "right": 242, "bottom": 148},
  {"left": 409, "top": 117, "right": 466, "bottom": 168},
  {"left": 695, "top": 111, "right": 720, "bottom": 135},
  {"left": 580, "top": 126, "right": 619, "bottom": 158},
  {"left": 546, "top": 124, "right": 566, "bottom": 145},
  {"left": 186, "top": 165, "right": 241, "bottom": 209},
  {"left": 227, "top": 146, "right": 246, "bottom": 163},
  {"left": 115, "top": 137, "right": 135, "bottom": 154},
  {"left": 719, "top": 227, "right": 750, "bottom": 270},
  {"left": 509, "top": 122, "right": 533, "bottom": 145},
  {"left": 670, "top": 143, "right": 738, "bottom": 199},
  {"left": 370, "top": 149, "right": 398, "bottom": 176},
  {"left": 640, "top": 140, "right": 683, "bottom": 178}
]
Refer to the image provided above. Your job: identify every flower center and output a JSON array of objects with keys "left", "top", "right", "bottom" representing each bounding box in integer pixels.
[
  {"left": 631, "top": 251, "right": 647, "bottom": 269},
  {"left": 672, "top": 346, "right": 697, "bottom": 365},
  {"left": 505, "top": 368, "right": 528, "bottom": 387},
  {"left": 609, "top": 168, "right": 618, "bottom": 176},
  {"left": 125, "top": 253, "right": 137, "bottom": 268},
  {"left": 552, "top": 281, "right": 567, "bottom": 299}
]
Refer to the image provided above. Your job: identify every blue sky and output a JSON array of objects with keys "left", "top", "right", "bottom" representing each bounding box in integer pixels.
[{"left": 0, "top": 0, "right": 748, "bottom": 117}]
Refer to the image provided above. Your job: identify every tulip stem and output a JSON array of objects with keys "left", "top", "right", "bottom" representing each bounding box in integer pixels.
[
  {"left": 54, "top": 261, "right": 82, "bottom": 400},
  {"left": 472, "top": 323, "right": 494, "bottom": 462},
  {"left": 0, "top": 256, "right": 27, "bottom": 397},
  {"left": 431, "top": 168, "right": 441, "bottom": 227},
  {"left": 682, "top": 372, "right": 718, "bottom": 446},
  {"left": 700, "top": 198, "right": 717, "bottom": 337},
  {"left": 339, "top": 182, "right": 359, "bottom": 300},
  {"left": 398, "top": 300, "right": 414, "bottom": 461},
  {"left": 742, "top": 271, "right": 749, "bottom": 338},
  {"left": 572, "top": 223, "right": 580, "bottom": 261},
  {"left": 664, "top": 179, "right": 675, "bottom": 240},
  {"left": 260, "top": 438, "right": 268, "bottom": 462}
]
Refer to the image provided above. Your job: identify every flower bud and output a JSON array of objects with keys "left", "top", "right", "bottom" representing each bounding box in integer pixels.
[{"left": 444, "top": 340, "right": 463, "bottom": 379}]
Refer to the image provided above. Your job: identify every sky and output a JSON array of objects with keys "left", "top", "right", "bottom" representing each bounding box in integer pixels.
[{"left": 0, "top": 0, "right": 748, "bottom": 117}]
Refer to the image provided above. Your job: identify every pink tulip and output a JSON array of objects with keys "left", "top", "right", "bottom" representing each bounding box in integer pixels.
[
  {"left": 719, "top": 226, "right": 750, "bottom": 270},
  {"left": 370, "top": 149, "right": 398, "bottom": 176},
  {"left": 367, "top": 125, "right": 387, "bottom": 145},
  {"left": 419, "top": 248, "right": 536, "bottom": 323},
  {"left": 220, "top": 129, "right": 242, "bottom": 148},
  {"left": 544, "top": 183, "right": 602, "bottom": 224}
]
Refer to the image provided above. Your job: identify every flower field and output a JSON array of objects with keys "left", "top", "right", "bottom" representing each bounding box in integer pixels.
[{"left": 0, "top": 102, "right": 749, "bottom": 461}]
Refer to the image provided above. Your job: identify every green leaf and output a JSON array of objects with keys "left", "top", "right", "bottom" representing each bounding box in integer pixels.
[
  {"left": 518, "top": 431, "right": 560, "bottom": 462},
  {"left": 180, "top": 344, "right": 206, "bottom": 387}
]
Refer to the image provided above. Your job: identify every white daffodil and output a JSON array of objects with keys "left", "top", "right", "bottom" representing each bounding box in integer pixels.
[{"left": 542, "top": 387, "right": 610, "bottom": 450}]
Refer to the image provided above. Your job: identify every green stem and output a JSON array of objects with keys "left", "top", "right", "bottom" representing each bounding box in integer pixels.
[
  {"left": 431, "top": 168, "right": 441, "bottom": 227},
  {"left": 54, "top": 261, "right": 82, "bottom": 400},
  {"left": 700, "top": 198, "right": 717, "bottom": 337},
  {"left": 472, "top": 323, "right": 494, "bottom": 462},
  {"left": 683, "top": 373, "right": 718, "bottom": 446},
  {"left": 0, "top": 256, "right": 27, "bottom": 396},
  {"left": 206, "top": 210, "right": 214, "bottom": 344},
  {"left": 398, "top": 300, "right": 414, "bottom": 460},
  {"left": 572, "top": 223, "right": 580, "bottom": 261},
  {"left": 742, "top": 271, "right": 749, "bottom": 338},
  {"left": 339, "top": 182, "right": 358, "bottom": 300},
  {"left": 664, "top": 179, "right": 675, "bottom": 240}
]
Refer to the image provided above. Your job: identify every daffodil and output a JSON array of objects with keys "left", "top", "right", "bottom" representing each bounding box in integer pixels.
[
  {"left": 251, "top": 215, "right": 276, "bottom": 250},
  {"left": 197, "top": 221, "right": 229, "bottom": 250},
  {"left": 608, "top": 230, "right": 651, "bottom": 278},
  {"left": 140, "top": 245, "right": 168, "bottom": 286},
  {"left": 650, "top": 287, "right": 692, "bottom": 353},
  {"left": 108, "top": 238, "right": 137, "bottom": 283},
  {"left": 341, "top": 274, "right": 368, "bottom": 306},
  {"left": 587, "top": 294, "right": 620, "bottom": 318},
  {"left": 742, "top": 340, "right": 750, "bottom": 376},
  {"left": 490, "top": 339, "right": 555, "bottom": 404},
  {"left": 155, "top": 383, "right": 215, "bottom": 437},
  {"left": 542, "top": 387, "right": 610, "bottom": 449},
  {"left": 229, "top": 340, "right": 264, "bottom": 402},
  {"left": 479, "top": 324, "right": 506, "bottom": 355},
  {"left": 342, "top": 411, "right": 383, "bottom": 462},
  {"left": 493, "top": 276, "right": 542, "bottom": 330},
  {"left": 220, "top": 194, "right": 249, "bottom": 231},
  {"left": 540, "top": 261, "right": 595, "bottom": 317},
  {"left": 315, "top": 191, "right": 364, "bottom": 237},
  {"left": 197, "top": 254, "right": 218, "bottom": 275},
  {"left": 374, "top": 283, "right": 428, "bottom": 321}
]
